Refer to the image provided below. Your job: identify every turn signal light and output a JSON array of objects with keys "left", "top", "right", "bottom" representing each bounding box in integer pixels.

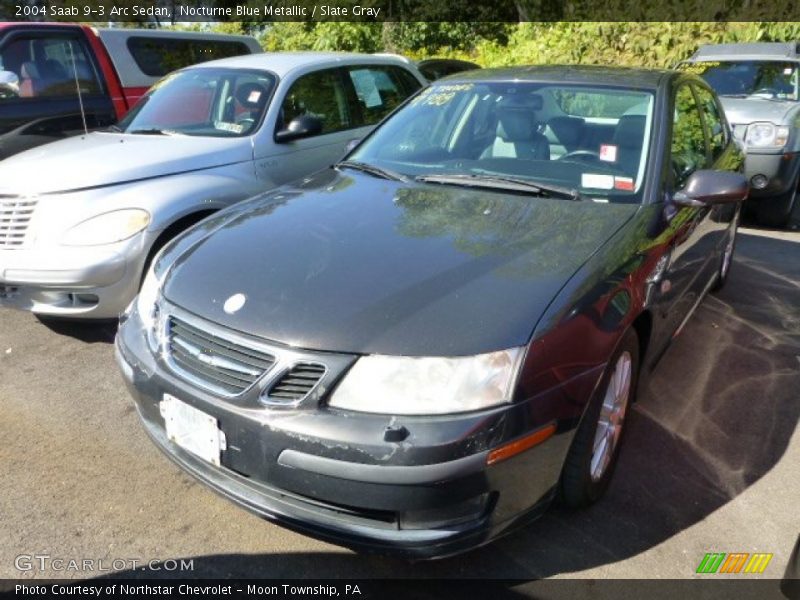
[{"left": 486, "top": 423, "right": 557, "bottom": 466}]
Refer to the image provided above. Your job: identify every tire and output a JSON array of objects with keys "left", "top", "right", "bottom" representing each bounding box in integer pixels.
[
  {"left": 560, "top": 328, "right": 640, "bottom": 508},
  {"left": 711, "top": 211, "right": 739, "bottom": 293},
  {"left": 756, "top": 184, "right": 798, "bottom": 229}
]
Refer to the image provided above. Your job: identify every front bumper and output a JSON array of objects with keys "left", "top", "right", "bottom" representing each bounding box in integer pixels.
[
  {"left": 115, "top": 306, "right": 580, "bottom": 558},
  {"left": 743, "top": 151, "right": 800, "bottom": 198},
  {"left": 0, "top": 233, "right": 151, "bottom": 318}
]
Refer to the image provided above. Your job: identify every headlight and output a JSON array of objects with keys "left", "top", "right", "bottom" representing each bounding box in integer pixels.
[
  {"left": 62, "top": 209, "right": 150, "bottom": 246},
  {"left": 329, "top": 348, "right": 524, "bottom": 415},
  {"left": 745, "top": 122, "right": 790, "bottom": 148}
]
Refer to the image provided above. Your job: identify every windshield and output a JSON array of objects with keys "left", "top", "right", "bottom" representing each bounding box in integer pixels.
[
  {"left": 693, "top": 60, "right": 799, "bottom": 100},
  {"left": 117, "top": 68, "right": 275, "bottom": 137},
  {"left": 348, "top": 82, "right": 655, "bottom": 203}
]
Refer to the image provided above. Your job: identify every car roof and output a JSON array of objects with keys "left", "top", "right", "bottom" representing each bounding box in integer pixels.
[
  {"left": 691, "top": 42, "right": 800, "bottom": 61},
  {"left": 186, "top": 51, "right": 417, "bottom": 78},
  {"left": 436, "top": 64, "right": 674, "bottom": 89}
]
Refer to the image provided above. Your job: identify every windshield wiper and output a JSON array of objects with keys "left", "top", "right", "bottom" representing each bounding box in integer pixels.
[
  {"left": 335, "top": 160, "right": 409, "bottom": 182},
  {"left": 106, "top": 124, "right": 122, "bottom": 133},
  {"left": 415, "top": 173, "right": 581, "bottom": 200},
  {"left": 128, "top": 128, "right": 184, "bottom": 136}
]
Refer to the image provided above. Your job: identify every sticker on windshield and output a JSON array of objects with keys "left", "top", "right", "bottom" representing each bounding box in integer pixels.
[
  {"left": 411, "top": 84, "right": 474, "bottom": 107},
  {"left": 599, "top": 144, "right": 618, "bottom": 162},
  {"left": 247, "top": 90, "right": 262, "bottom": 104},
  {"left": 214, "top": 121, "right": 244, "bottom": 134},
  {"left": 582, "top": 173, "right": 614, "bottom": 189},
  {"left": 614, "top": 176, "right": 635, "bottom": 191}
]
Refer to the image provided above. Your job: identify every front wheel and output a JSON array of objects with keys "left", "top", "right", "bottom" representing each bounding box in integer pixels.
[{"left": 560, "top": 328, "right": 640, "bottom": 508}]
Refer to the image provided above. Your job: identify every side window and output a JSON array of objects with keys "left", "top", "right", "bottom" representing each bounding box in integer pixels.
[
  {"left": 127, "top": 38, "right": 250, "bottom": 78},
  {"left": 693, "top": 85, "right": 728, "bottom": 161},
  {"left": 279, "top": 69, "right": 352, "bottom": 136},
  {"left": 347, "top": 65, "right": 421, "bottom": 126},
  {"left": 671, "top": 85, "right": 709, "bottom": 188},
  {"left": 0, "top": 35, "right": 102, "bottom": 100}
]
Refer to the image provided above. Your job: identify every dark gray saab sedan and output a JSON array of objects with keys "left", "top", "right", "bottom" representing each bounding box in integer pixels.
[{"left": 116, "top": 66, "right": 747, "bottom": 558}]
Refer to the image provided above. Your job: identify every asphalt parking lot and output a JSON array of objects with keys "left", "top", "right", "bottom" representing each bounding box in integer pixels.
[{"left": 0, "top": 225, "right": 798, "bottom": 588}]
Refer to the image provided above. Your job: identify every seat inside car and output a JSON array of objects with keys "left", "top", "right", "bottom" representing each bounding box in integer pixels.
[
  {"left": 18, "top": 62, "right": 42, "bottom": 97},
  {"left": 611, "top": 114, "right": 646, "bottom": 175},
  {"left": 481, "top": 94, "right": 550, "bottom": 160},
  {"left": 231, "top": 82, "right": 268, "bottom": 131},
  {"left": 546, "top": 115, "right": 586, "bottom": 158}
]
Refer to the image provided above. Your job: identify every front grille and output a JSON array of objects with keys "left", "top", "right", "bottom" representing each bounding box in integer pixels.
[
  {"left": 267, "top": 363, "right": 326, "bottom": 402},
  {"left": 166, "top": 316, "right": 276, "bottom": 396},
  {"left": 0, "top": 196, "right": 36, "bottom": 248}
]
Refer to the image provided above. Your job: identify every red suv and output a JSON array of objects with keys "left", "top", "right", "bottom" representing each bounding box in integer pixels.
[{"left": 0, "top": 23, "right": 262, "bottom": 160}]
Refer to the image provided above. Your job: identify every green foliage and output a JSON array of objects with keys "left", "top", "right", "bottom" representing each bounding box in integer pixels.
[
  {"left": 120, "top": 20, "right": 800, "bottom": 74},
  {"left": 470, "top": 22, "right": 800, "bottom": 70}
]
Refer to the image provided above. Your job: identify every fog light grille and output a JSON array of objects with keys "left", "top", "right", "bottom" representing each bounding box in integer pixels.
[{"left": 266, "top": 363, "right": 326, "bottom": 403}]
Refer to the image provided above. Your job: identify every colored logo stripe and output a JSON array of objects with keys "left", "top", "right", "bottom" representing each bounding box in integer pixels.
[
  {"left": 697, "top": 552, "right": 773, "bottom": 574},
  {"left": 744, "top": 553, "right": 773, "bottom": 574},
  {"left": 720, "top": 553, "right": 749, "bottom": 573},
  {"left": 697, "top": 553, "right": 726, "bottom": 574}
]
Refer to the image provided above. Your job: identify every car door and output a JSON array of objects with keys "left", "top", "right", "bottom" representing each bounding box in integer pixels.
[
  {"left": 658, "top": 81, "right": 718, "bottom": 338},
  {"left": 255, "top": 64, "right": 422, "bottom": 187},
  {"left": 254, "top": 67, "right": 358, "bottom": 186},
  {"left": 0, "top": 27, "right": 116, "bottom": 161}
]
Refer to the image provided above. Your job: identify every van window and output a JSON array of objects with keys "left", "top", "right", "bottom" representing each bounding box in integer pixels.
[
  {"left": 0, "top": 35, "right": 102, "bottom": 100},
  {"left": 127, "top": 37, "right": 251, "bottom": 78}
]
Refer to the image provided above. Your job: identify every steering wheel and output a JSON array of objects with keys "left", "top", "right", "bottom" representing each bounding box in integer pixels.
[
  {"left": 235, "top": 116, "right": 256, "bottom": 132},
  {"left": 558, "top": 150, "right": 603, "bottom": 162}
]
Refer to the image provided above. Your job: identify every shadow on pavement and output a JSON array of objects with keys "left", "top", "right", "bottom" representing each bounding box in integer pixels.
[
  {"left": 92, "top": 231, "right": 800, "bottom": 583},
  {"left": 36, "top": 316, "right": 118, "bottom": 344}
]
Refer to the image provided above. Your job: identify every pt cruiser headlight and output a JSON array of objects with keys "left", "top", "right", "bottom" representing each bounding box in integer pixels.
[
  {"left": 62, "top": 209, "right": 150, "bottom": 246},
  {"left": 329, "top": 348, "right": 525, "bottom": 415},
  {"left": 745, "top": 122, "right": 789, "bottom": 148}
]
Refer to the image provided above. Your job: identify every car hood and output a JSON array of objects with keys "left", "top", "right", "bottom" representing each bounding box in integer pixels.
[
  {"left": 718, "top": 96, "right": 796, "bottom": 126},
  {"left": 163, "top": 170, "right": 639, "bottom": 356},
  {"left": 0, "top": 133, "right": 252, "bottom": 195}
]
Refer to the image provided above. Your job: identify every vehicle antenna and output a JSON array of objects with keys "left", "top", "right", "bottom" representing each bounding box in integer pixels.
[{"left": 68, "top": 41, "right": 89, "bottom": 136}]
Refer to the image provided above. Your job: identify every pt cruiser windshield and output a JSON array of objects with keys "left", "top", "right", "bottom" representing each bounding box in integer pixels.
[
  {"left": 348, "top": 82, "right": 655, "bottom": 202},
  {"left": 115, "top": 68, "right": 276, "bottom": 137}
]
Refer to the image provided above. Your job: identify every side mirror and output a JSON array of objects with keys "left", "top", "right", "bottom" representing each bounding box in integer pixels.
[
  {"left": 274, "top": 114, "right": 323, "bottom": 143},
  {"left": 0, "top": 70, "right": 19, "bottom": 97},
  {"left": 673, "top": 170, "right": 749, "bottom": 207}
]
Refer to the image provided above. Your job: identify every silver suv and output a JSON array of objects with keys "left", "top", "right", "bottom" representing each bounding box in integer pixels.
[
  {"left": 0, "top": 52, "right": 425, "bottom": 318},
  {"left": 684, "top": 42, "right": 800, "bottom": 227}
]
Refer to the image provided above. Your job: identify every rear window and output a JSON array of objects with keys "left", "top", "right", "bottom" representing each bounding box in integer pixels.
[{"left": 127, "top": 37, "right": 251, "bottom": 78}]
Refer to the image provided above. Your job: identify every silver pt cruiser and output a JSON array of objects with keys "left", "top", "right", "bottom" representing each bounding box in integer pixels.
[{"left": 0, "top": 52, "right": 424, "bottom": 318}]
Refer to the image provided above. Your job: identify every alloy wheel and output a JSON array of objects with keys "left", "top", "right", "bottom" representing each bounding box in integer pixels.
[{"left": 590, "top": 351, "right": 632, "bottom": 482}]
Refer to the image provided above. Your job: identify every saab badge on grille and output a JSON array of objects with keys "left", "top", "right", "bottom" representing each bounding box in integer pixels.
[{"left": 223, "top": 293, "right": 246, "bottom": 315}]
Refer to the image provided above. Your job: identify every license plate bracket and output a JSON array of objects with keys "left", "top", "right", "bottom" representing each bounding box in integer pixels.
[{"left": 160, "top": 394, "right": 227, "bottom": 466}]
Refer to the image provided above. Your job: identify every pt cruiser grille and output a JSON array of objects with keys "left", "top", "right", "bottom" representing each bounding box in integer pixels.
[
  {"left": 0, "top": 196, "right": 36, "bottom": 248},
  {"left": 166, "top": 316, "right": 276, "bottom": 396}
]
